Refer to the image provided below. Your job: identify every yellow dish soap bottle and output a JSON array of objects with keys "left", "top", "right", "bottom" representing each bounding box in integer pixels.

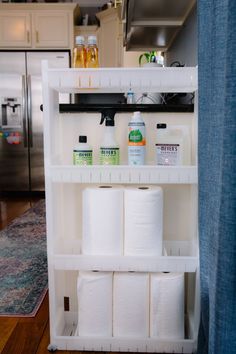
[
  {"left": 73, "top": 35, "right": 86, "bottom": 68},
  {"left": 86, "top": 35, "right": 99, "bottom": 68}
]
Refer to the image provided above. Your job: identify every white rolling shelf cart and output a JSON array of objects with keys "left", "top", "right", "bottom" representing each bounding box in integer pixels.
[{"left": 42, "top": 63, "right": 199, "bottom": 353}]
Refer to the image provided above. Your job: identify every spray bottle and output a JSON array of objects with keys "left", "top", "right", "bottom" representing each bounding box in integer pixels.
[
  {"left": 128, "top": 111, "right": 146, "bottom": 165},
  {"left": 99, "top": 110, "right": 120, "bottom": 165}
]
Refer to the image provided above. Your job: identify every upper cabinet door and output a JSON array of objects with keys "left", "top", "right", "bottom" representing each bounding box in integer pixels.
[
  {"left": 96, "top": 9, "right": 120, "bottom": 67},
  {"left": 0, "top": 12, "right": 31, "bottom": 48},
  {"left": 33, "top": 12, "right": 70, "bottom": 48}
]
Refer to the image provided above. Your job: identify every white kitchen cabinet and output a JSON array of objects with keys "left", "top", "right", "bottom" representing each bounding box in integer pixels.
[
  {"left": 96, "top": 7, "right": 122, "bottom": 67},
  {"left": 32, "top": 12, "right": 70, "bottom": 49},
  {"left": 96, "top": 7, "right": 142, "bottom": 68},
  {"left": 42, "top": 64, "right": 199, "bottom": 353},
  {"left": 0, "top": 11, "right": 31, "bottom": 48},
  {"left": 0, "top": 4, "right": 79, "bottom": 50}
]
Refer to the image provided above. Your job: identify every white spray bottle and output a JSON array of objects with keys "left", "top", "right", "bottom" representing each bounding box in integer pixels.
[
  {"left": 128, "top": 111, "right": 146, "bottom": 165},
  {"left": 99, "top": 112, "right": 120, "bottom": 165}
]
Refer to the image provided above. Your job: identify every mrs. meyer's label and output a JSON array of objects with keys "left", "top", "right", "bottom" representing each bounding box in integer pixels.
[
  {"left": 73, "top": 150, "right": 93, "bottom": 165},
  {"left": 156, "top": 144, "right": 180, "bottom": 165},
  {"left": 100, "top": 147, "right": 120, "bottom": 165}
]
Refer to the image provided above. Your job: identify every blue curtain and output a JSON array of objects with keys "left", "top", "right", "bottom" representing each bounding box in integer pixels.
[{"left": 198, "top": 0, "right": 236, "bottom": 353}]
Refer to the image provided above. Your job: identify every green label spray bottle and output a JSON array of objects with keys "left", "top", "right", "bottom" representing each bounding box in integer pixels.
[{"left": 99, "top": 111, "right": 120, "bottom": 165}]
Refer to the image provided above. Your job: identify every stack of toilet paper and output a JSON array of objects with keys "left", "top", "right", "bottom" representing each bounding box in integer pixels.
[
  {"left": 77, "top": 271, "right": 185, "bottom": 339},
  {"left": 82, "top": 186, "right": 163, "bottom": 256},
  {"left": 79, "top": 186, "right": 184, "bottom": 339}
]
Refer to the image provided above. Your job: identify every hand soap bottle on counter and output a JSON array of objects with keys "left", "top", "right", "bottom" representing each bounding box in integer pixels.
[
  {"left": 156, "top": 123, "right": 191, "bottom": 165},
  {"left": 99, "top": 113, "right": 119, "bottom": 165},
  {"left": 73, "top": 135, "right": 93, "bottom": 165},
  {"left": 73, "top": 36, "right": 86, "bottom": 68},
  {"left": 86, "top": 35, "right": 99, "bottom": 68}
]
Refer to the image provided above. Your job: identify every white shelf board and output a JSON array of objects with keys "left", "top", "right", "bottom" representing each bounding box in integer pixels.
[
  {"left": 49, "top": 165, "right": 198, "bottom": 184},
  {"left": 53, "top": 241, "right": 199, "bottom": 273},
  {"left": 46, "top": 66, "right": 198, "bottom": 93},
  {"left": 53, "top": 334, "right": 196, "bottom": 353},
  {"left": 53, "top": 254, "right": 198, "bottom": 272}
]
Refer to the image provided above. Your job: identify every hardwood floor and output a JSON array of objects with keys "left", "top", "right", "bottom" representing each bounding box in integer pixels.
[
  {"left": 0, "top": 196, "right": 172, "bottom": 354},
  {"left": 0, "top": 196, "right": 51, "bottom": 354},
  {"left": 0, "top": 197, "right": 32, "bottom": 230},
  {"left": 0, "top": 196, "right": 83, "bottom": 354}
]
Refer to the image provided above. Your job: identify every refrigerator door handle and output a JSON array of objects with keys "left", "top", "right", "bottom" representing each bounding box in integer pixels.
[
  {"left": 22, "top": 75, "right": 28, "bottom": 148},
  {"left": 27, "top": 74, "right": 33, "bottom": 148}
]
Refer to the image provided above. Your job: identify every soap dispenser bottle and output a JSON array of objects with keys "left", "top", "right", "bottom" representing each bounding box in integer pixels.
[
  {"left": 73, "top": 135, "right": 93, "bottom": 165},
  {"left": 99, "top": 111, "right": 120, "bottom": 165}
]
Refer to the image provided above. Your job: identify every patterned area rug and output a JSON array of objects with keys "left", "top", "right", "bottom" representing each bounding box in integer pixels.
[{"left": 0, "top": 200, "right": 47, "bottom": 317}]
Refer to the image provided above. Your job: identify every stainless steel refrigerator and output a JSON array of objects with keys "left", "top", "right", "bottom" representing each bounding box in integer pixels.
[{"left": 0, "top": 51, "right": 69, "bottom": 192}]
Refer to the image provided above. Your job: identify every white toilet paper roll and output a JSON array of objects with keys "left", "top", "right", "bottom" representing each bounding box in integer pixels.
[
  {"left": 82, "top": 186, "right": 123, "bottom": 255},
  {"left": 77, "top": 271, "right": 113, "bottom": 337},
  {"left": 113, "top": 272, "right": 149, "bottom": 337},
  {"left": 150, "top": 272, "right": 185, "bottom": 339},
  {"left": 124, "top": 186, "right": 163, "bottom": 256}
]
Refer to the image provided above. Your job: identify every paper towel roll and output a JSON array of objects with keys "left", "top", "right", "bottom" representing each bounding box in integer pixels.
[
  {"left": 150, "top": 272, "right": 185, "bottom": 339},
  {"left": 113, "top": 272, "right": 149, "bottom": 337},
  {"left": 82, "top": 186, "right": 123, "bottom": 255},
  {"left": 124, "top": 186, "right": 163, "bottom": 256},
  {"left": 77, "top": 271, "right": 113, "bottom": 337}
]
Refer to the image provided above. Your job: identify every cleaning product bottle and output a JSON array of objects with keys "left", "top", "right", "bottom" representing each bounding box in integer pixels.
[
  {"left": 99, "top": 111, "right": 119, "bottom": 165},
  {"left": 86, "top": 35, "right": 99, "bottom": 68},
  {"left": 73, "top": 36, "right": 86, "bottom": 68},
  {"left": 156, "top": 123, "right": 191, "bottom": 165},
  {"left": 126, "top": 87, "right": 134, "bottom": 104},
  {"left": 128, "top": 111, "right": 146, "bottom": 165},
  {"left": 73, "top": 135, "right": 93, "bottom": 165}
]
